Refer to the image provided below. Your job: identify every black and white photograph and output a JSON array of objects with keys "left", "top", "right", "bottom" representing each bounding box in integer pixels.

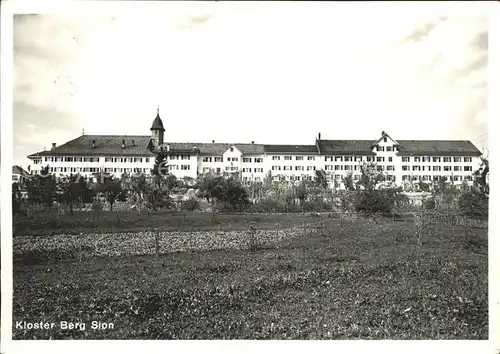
[{"left": 2, "top": 0, "right": 497, "bottom": 351}]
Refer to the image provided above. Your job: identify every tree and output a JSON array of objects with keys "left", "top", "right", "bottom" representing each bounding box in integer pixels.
[
  {"left": 315, "top": 169, "right": 328, "bottom": 190},
  {"left": 25, "top": 166, "right": 57, "bottom": 208},
  {"left": 342, "top": 171, "right": 356, "bottom": 191},
  {"left": 473, "top": 157, "right": 489, "bottom": 196},
  {"left": 12, "top": 182, "right": 24, "bottom": 214},
  {"left": 356, "top": 162, "right": 385, "bottom": 191},
  {"left": 57, "top": 173, "right": 82, "bottom": 214},
  {"left": 97, "top": 176, "right": 122, "bottom": 211}
]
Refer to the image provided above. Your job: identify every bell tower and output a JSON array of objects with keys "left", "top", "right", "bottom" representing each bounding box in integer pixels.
[{"left": 150, "top": 105, "right": 165, "bottom": 148}]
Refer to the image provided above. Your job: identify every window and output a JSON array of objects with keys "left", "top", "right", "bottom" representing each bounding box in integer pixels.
[
  {"left": 307, "top": 166, "right": 316, "bottom": 171},
  {"left": 377, "top": 165, "right": 383, "bottom": 171},
  {"left": 412, "top": 166, "right": 421, "bottom": 171},
  {"left": 227, "top": 157, "right": 231, "bottom": 162},
  {"left": 272, "top": 166, "right": 281, "bottom": 171},
  {"left": 230, "top": 147, "right": 234, "bottom": 152},
  {"left": 443, "top": 157, "right": 451, "bottom": 163},
  {"left": 145, "top": 158, "right": 150, "bottom": 163},
  {"left": 215, "top": 157, "right": 223, "bottom": 162},
  {"left": 203, "top": 157, "right": 213, "bottom": 162},
  {"left": 386, "top": 165, "right": 394, "bottom": 171},
  {"left": 181, "top": 155, "right": 190, "bottom": 160},
  {"left": 180, "top": 165, "right": 190, "bottom": 170},
  {"left": 414, "top": 157, "right": 421, "bottom": 162},
  {"left": 296, "top": 156, "right": 303, "bottom": 161},
  {"left": 335, "top": 175, "right": 342, "bottom": 181},
  {"left": 454, "top": 175, "right": 462, "bottom": 182},
  {"left": 464, "top": 157, "right": 472, "bottom": 163},
  {"left": 325, "top": 156, "right": 333, "bottom": 162},
  {"left": 454, "top": 166, "right": 462, "bottom": 172},
  {"left": 376, "top": 157, "right": 384, "bottom": 162},
  {"left": 377, "top": 146, "right": 384, "bottom": 152},
  {"left": 422, "top": 175, "right": 431, "bottom": 181},
  {"left": 243, "top": 168, "right": 252, "bottom": 172},
  {"left": 308, "top": 156, "right": 315, "bottom": 161},
  {"left": 231, "top": 157, "right": 238, "bottom": 162},
  {"left": 433, "top": 166, "right": 441, "bottom": 171},
  {"left": 422, "top": 157, "right": 430, "bottom": 163},
  {"left": 383, "top": 137, "right": 387, "bottom": 142},
  {"left": 388, "top": 157, "right": 392, "bottom": 162},
  {"left": 295, "top": 166, "right": 304, "bottom": 171},
  {"left": 344, "top": 165, "right": 352, "bottom": 171},
  {"left": 464, "top": 166, "right": 472, "bottom": 172},
  {"left": 344, "top": 156, "right": 353, "bottom": 162},
  {"left": 432, "top": 157, "right": 441, "bottom": 163},
  {"left": 325, "top": 165, "right": 334, "bottom": 171},
  {"left": 284, "top": 156, "right": 292, "bottom": 161},
  {"left": 254, "top": 157, "right": 263, "bottom": 163},
  {"left": 254, "top": 168, "right": 263, "bottom": 173},
  {"left": 272, "top": 156, "right": 280, "bottom": 161},
  {"left": 444, "top": 166, "right": 451, "bottom": 171},
  {"left": 402, "top": 157, "right": 410, "bottom": 162},
  {"left": 283, "top": 166, "right": 292, "bottom": 171},
  {"left": 366, "top": 157, "right": 373, "bottom": 162},
  {"left": 334, "top": 156, "right": 342, "bottom": 162},
  {"left": 335, "top": 165, "right": 342, "bottom": 171},
  {"left": 453, "top": 157, "right": 462, "bottom": 163},
  {"left": 386, "top": 146, "right": 393, "bottom": 152}
]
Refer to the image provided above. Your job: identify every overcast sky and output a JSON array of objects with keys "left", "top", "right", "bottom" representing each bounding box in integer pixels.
[{"left": 12, "top": 2, "right": 488, "bottom": 168}]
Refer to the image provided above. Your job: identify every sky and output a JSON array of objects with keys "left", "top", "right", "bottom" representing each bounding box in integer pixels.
[{"left": 12, "top": 2, "right": 489, "bottom": 169}]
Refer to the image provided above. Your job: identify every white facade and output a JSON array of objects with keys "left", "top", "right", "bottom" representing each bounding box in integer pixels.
[{"left": 27, "top": 131, "right": 483, "bottom": 188}]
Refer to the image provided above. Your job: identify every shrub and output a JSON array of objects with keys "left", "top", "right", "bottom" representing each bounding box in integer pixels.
[
  {"left": 423, "top": 198, "right": 436, "bottom": 210},
  {"left": 458, "top": 190, "right": 488, "bottom": 218},
  {"left": 181, "top": 198, "right": 200, "bottom": 212},
  {"left": 92, "top": 202, "right": 103, "bottom": 212},
  {"left": 354, "top": 188, "right": 406, "bottom": 214}
]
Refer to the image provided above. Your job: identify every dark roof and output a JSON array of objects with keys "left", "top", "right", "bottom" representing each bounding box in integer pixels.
[
  {"left": 12, "top": 165, "right": 30, "bottom": 177},
  {"left": 396, "top": 140, "right": 481, "bottom": 156},
  {"left": 318, "top": 140, "right": 376, "bottom": 156},
  {"left": 150, "top": 113, "right": 165, "bottom": 131},
  {"left": 159, "top": 142, "right": 265, "bottom": 155},
  {"left": 264, "top": 145, "right": 318, "bottom": 154},
  {"left": 28, "top": 135, "right": 156, "bottom": 157}
]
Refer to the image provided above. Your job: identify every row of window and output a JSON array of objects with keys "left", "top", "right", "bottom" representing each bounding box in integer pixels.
[
  {"left": 272, "top": 156, "right": 317, "bottom": 161},
  {"left": 272, "top": 165, "right": 317, "bottom": 171},
  {"left": 168, "top": 165, "right": 191, "bottom": 171},
  {"left": 401, "top": 156, "right": 472, "bottom": 163},
  {"left": 402, "top": 175, "right": 471, "bottom": 182},
  {"left": 402, "top": 165, "right": 473, "bottom": 172},
  {"left": 242, "top": 168, "right": 265, "bottom": 173},
  {"left": 104, "top": 157, "right": 151, "bottom": 163},
  {"left": 43, "top": 156, "right": 153, "bottom": 163},
  {"left": 44, "top": 167, "right": 151, "bottom": 174}
]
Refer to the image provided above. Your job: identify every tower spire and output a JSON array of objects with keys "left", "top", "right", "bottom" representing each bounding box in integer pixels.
[{"left": 157, "top": 104, "right": 159, "bottom": 116}]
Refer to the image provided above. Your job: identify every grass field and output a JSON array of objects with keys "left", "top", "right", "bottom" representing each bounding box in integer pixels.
[
  {"left": 12, "top": 212, "right": 488, "bottom": 339},
  {"left": 13, "top": 211, "right": 325, "bottom": 236}
]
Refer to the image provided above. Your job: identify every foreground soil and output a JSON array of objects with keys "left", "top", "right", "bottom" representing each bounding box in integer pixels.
[{"left": 13, "top": 216, "right": 488, "bottom": 339}]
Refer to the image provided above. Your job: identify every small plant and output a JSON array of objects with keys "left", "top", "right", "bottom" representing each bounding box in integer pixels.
[
  {"left": 181, "top": 198, "right": 200, "bottom": 212},
  {"left": 92, "top": 202, "right": 103, "bottom": 212}
]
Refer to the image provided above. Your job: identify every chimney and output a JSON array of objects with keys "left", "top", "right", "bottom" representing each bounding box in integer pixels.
[
  {"left": 251, "top": 141, "right": 254, "bottom": 144},
  {"left": 92, "top": 140, "right": 96, "bottom": 148},
  {"left": 122, "top": 139, "right": 125, "bottom": 148},
  {"left": 382, "top": 131, "right": 386, "bottom": 136},
  {"left": 51, "top": 143, "right": 56, "bottom": 150},
  {"left": 318, "top": 132, "right": 321, "bottom": 141},
  {"left": 132, "top": 139, "right": 135, "bottom": 147},
  {"left": 212, "top": 140, "right": 215, "bottom": 143}
]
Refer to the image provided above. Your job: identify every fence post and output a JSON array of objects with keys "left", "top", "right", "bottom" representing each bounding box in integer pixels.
[
  {"left": 303, "top": 221, "right": 306, "bottom": 234},
  {"left": 154, "top": 228, "right": 160, "bottom": 258},
  {"left": 249, "top": 222, "right": 257, "bottom": 250},
  {"left": 276, "top": 223, "right": 279, "bottom": 238}
]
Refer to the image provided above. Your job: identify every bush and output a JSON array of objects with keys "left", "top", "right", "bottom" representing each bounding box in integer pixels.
[
  {"left": 354, "top": 188, "right": 406, "bottom": 214},
  {"left": 458, "top": 190, "right": 488, "bottom": 218},
  {"left": 423, "top": 198, "right": 436, "bottom": 210},
  {"left": 92, "top": 202, "right": 103, "bottom": 212},
  {"left": 181, "top": 198, "right": 200, "bottom": 212}
]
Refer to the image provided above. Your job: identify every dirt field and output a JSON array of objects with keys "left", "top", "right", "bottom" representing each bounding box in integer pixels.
[{"left": 12, "top": 212, "right": 488, "bottom": 339}]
